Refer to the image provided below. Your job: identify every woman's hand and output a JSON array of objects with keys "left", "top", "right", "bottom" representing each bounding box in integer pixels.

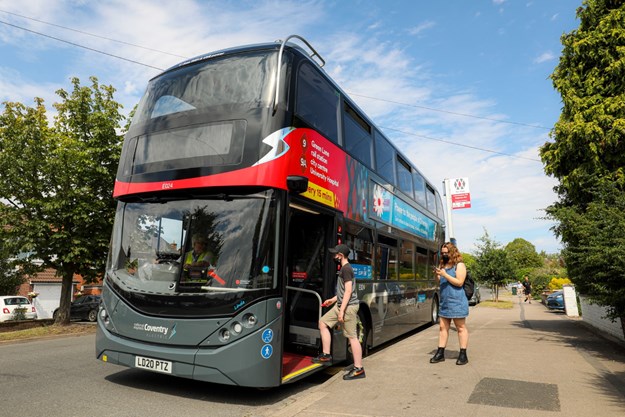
[{"left": 433, "top": 267, "right": 442, "bottom": 282}]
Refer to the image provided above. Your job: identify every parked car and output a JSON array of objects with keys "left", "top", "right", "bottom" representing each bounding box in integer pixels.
[
  {"left": 469, "top": 283, "right": 481, "bottom": 306},
  {"left": 546, "top": 290, "right": 565, "bottom": 311},
  {"left": 53, "top": 295, "right": 101, "bottom": 322},
  {"left": 0, "top": 296, "right": 38, "bottom": 322}
]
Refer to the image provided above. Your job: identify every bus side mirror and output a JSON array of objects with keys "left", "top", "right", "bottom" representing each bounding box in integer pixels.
[{"left": 287, "top": 176, "right": 308, "bottom": 194}]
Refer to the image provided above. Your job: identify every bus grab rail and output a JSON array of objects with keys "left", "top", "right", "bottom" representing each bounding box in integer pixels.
[
  {"left": 273, "top": 35, "right": 325, "bottom": 113},
  {"left": 286, "top": 285, "right": 324, "bottom": 321}
]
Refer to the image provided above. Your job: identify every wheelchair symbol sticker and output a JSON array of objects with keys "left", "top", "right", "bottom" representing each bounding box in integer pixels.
[
  {"left": 262, "top": 329, "right": 273, "bottom": 343},
  {"left": 261, "top": 344, "right": 273, "bottom": 359}
]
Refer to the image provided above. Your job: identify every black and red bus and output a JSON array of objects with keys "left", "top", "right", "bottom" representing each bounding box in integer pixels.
[{"left": 96, "top": 35, "right": 445, "bottom": 388}]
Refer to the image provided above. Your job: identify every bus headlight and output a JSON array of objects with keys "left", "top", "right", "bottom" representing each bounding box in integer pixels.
[
  {"left": 99, "top": 307, "right": 110, "bottom": 326},
  {"left": 242, "top": 313, "right": 257, "bottom": 328},
  {"left": 231, "top": 322, "right": 242, "bottom": 335},
  {"left": 219, "top": 328, "right": 231, "bottom": 342}
]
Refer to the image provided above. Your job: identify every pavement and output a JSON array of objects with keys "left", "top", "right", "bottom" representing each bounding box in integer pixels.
[{"left": 261, "top": 293, "right": 625, "bottom": 417}]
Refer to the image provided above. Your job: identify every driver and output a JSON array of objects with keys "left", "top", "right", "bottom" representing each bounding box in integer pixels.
[
  {"left": 182, "top": 235, "right": 225, "bottom": 286},
  {"left": 183, "top": 235, "right": 215, "bottom": 268}
]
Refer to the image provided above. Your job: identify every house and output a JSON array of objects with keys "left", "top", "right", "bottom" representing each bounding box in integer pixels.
[{"left": 17, "top": 268, "right": 102, "bottom": 319}]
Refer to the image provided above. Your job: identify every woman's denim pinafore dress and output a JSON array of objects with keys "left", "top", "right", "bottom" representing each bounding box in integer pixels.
[{"left": 439, "top": 265, "right": 469, "bottom": 319}]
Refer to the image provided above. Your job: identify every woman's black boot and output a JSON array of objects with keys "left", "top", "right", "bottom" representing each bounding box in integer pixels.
[
  {"left": 456, "top": 348, "right": 468, "bottom": 365},
  {"left": 430, "top": 347, "right": 445, "bottom": 363}
]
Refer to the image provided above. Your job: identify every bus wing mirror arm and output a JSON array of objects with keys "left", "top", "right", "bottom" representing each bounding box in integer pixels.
[{"left": 287, "top": 176, "right": 309, "bottom": 194}]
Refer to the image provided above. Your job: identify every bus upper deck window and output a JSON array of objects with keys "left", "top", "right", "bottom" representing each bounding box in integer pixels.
[{"left": 151, "top": 95, "right": 195, "bottom": 119}]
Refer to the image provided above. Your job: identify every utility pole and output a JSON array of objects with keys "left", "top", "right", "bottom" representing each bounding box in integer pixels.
[{"left": 442, "top": 178, "right": 456, "bottom": 246}]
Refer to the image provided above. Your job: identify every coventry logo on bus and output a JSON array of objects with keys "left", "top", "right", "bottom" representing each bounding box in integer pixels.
[{"left": 132, "top": 322, "right": 176, "bottom": 339}]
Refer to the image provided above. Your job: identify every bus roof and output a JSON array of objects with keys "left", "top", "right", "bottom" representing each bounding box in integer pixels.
[{"left": 157, "top": 40, "right": 312, "bottom": 80}]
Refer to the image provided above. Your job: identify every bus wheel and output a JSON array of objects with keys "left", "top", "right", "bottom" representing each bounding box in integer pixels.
[
  {"left": 431, "top": 296, "right": 439, "bottom": 325},
  {"left": 348, "top": 310, "right": 369, "bottom": 362}
]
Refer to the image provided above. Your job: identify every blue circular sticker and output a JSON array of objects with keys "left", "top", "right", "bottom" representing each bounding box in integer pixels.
[
  {"left": 262, "top": 265, "right": 270, "bottom": 274},
  {"left": 262, "top": 328, "right": 273, "bottom": 343},
  {"left": 261, "top": 344, "right": 273, "bottom": 359}
]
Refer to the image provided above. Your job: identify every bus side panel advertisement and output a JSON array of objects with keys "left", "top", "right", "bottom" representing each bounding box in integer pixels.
[{"left": 371, "top": 182, "right": 437, "bottom": 241}]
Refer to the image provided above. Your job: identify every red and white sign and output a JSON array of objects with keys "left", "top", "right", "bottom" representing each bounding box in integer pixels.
[{"left": 450, "top": 177, "right": 471, "bottom": 209}]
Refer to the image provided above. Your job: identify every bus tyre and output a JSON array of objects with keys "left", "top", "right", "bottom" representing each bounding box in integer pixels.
[
  {"left": 348, "top": 309, "right": 369, "bottom": 362},
  {"left": 431, "top": 296, "right": 439, "bottom": 325}
]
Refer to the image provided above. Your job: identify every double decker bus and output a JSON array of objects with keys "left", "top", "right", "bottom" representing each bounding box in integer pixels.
[{"left": 96, "top": 35, "right": 445, "bottom": 388}]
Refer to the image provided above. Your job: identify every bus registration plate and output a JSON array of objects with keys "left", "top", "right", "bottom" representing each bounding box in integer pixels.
[{"left": 134, "top": 356, "right": 172, "bottom": 374}]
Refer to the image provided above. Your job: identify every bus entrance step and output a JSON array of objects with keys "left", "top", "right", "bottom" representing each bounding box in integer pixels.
[{"left": 281, "top": 352, "right": 325, "bottom": 384}]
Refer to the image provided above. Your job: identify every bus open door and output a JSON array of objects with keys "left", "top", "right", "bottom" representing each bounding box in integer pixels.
[{"left": 282, "top": 201, "right": 340, "bottom": 383}]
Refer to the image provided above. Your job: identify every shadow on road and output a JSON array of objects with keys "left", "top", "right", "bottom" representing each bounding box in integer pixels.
[
  {"left": 511, "top": 303, "right": 625, "bottom": 408},
  {"left": 104, "top": 365, "right": 335, "bottom": 406}
]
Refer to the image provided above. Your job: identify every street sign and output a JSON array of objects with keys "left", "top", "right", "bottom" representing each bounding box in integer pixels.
[{"left": 450, "top": 177, "right": 471, "bottom": 209}]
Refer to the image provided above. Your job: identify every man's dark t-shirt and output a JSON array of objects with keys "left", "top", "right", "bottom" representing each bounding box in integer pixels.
[{"left": 336, "top": 263, "right": 359, "bottom": 307}]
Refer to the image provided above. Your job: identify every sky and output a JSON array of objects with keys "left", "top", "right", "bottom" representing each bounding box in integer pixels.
[{"left": 0, "top": 0, "right": 583, "bottom": 254}]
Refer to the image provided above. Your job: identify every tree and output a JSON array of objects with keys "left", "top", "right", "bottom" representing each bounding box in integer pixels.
[
  {"left": 472, "top": 230, "right": 515, "bottom": 302},
  {"left": 0, "top": 77, "right": 124, "bottom": 324},
  {"left": 555, "top": 185, "right": 625, "bottom": 336},
  {"left": 540, "top": 0, "right": 625, "bottom": 335},
  {"left": 541, "top": 0, "right": 625, "bottom": 207},
  {"left": 0, "top": 246, "right": 25, "bottom": 296},
  {"left": 505, "top": 238, "right": 543, "bottom": 276},
  {"left": 461, "top": 252, "right": 476, "bottom": 273},
  {"left": 523, "top": 252, "right": 567, "bottom": 298}
]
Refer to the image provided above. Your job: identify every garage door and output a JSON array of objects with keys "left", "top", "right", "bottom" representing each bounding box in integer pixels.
[{"left": 32, "top": 284, "right": 62, "bottom": 319}]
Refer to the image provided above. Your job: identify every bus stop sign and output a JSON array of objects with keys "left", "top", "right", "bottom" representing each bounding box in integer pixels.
[{"left": 451, "top": 177, "right": 471, "bottom": 209}]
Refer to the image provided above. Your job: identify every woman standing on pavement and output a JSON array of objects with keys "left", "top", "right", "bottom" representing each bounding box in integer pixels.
[{"left": 430, "top": 242, "right": 469, "bottom": 365}]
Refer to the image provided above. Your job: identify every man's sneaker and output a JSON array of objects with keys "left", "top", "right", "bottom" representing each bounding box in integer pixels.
[
  {"left": 343, "top": 367, "right": 365, "bottom": 380},
  {"left": 311, "top": 353, "right": 332, "bottom": 364}
]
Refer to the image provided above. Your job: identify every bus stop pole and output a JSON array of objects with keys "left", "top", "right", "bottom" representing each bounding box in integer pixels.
[{"left": 442, "top": 178, "right": 456, "bottom": 246}]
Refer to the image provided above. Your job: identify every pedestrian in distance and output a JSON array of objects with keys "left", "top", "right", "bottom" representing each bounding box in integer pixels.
[
  {"left": 430, "top": 242, "right": 469, "bottom": 365},
  {"left": 522, "top": 275, "right": 532, "bottom": 303},
  {"left": 312, "top": 243, "right": 365, "bottom": 380}
]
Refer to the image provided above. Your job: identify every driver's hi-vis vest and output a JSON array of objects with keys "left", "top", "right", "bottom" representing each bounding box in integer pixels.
[
  {"left": 184, "top": 250, "right": 212, "bottom": 265},
  {"left": 183, "top": 251, "right": 225, "bottom": 285}
]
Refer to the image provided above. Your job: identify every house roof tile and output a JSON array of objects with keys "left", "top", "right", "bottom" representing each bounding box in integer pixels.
[{"left": 27, "top": 268, "right": 80, "bottom": 283}]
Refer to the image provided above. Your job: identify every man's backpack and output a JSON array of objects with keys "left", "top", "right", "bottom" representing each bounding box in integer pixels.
[{"left": 463, "top": 270, "right": 475, "bottom": 300}]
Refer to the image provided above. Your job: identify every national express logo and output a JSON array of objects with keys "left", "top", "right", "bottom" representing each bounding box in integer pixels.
[
  {"left": 453, "top": 178, "right": 467, "bottom": 192},
  {"left": 133, "top": 322, "right": 177, "bottom": 339}
]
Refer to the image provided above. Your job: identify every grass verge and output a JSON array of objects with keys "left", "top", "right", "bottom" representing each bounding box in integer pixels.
[
  {"left": 0, "top": 324, "right": 96, "bottom": 342},
  {"left": 478, "top": 300, "right": 514, "bottom": 309}
]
